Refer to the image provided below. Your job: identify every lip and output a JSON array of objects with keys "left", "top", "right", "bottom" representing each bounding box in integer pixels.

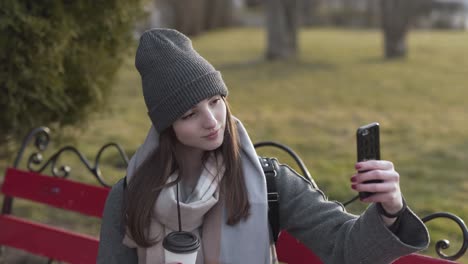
[{"left": 204, "top": 129, "right": 219, "bottom": 139}]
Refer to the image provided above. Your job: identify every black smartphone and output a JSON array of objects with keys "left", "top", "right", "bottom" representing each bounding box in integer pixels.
[{"left": 356, "top": 122, "right": 381, "bottom": 199}]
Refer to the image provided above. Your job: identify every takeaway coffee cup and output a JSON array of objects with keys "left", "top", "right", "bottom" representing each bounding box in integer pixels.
[{"left": 163, "top": 231, "right": 200, "bottom": 264}]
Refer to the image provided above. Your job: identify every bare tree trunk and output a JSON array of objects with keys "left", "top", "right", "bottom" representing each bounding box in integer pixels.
[
  {"left": 365, "top": 0, "right": 380, "bottom": 28},
  {"left": 205, "top": 0, "right": 234, "bottom": 30},
  {"left": 381, "top": 0, "right": 410, "bottom": 58},
  {"left": 172, "top": 0, "right": 207, "bottom": 36},
  {"left": 380, "top": 0, "right": 435, "bottom": 58},
  {"left": 265, "top": 0, "right": 299, "bottom": 60},
  {"left": 300, "top": 0, "right": 318, "bottom": 27},
  {"left": 156, "top": 0, "right": 234, "bottom": 36}
]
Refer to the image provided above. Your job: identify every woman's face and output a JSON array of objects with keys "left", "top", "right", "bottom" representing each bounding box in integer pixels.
[{"left": 173, "top": 96, "right": 226, "bottom": 152}]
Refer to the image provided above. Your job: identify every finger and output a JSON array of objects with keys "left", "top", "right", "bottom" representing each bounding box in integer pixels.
[
  {"left": 359, "top": 192, "right": 400, "bottom": 204},
  {"left": 352, "top": 181, "right": 398, "bottom": 195},
  {"left": 355, "top": 160, "right": 394, "bottom": 171},
  {"left": 352, "top": 169, "right": 400, "bottom": 184}
]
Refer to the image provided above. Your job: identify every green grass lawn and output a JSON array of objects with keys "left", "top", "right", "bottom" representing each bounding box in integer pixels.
[{"left": 1, "top": 28, "right": 467, "bottom": 262}]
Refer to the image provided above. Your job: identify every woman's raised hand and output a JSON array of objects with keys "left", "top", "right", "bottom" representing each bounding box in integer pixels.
[{"left": 351, "top": 160, "right": 404, "bottom": 219}]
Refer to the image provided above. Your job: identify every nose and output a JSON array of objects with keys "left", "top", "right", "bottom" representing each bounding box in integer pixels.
[{"left": 202, "top": 109, "right": 217, "bottom": 130}]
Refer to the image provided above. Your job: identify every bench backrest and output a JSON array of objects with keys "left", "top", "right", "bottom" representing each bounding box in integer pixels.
[{"left": 0, "top": 167, "right": 110, "bottom": 263}]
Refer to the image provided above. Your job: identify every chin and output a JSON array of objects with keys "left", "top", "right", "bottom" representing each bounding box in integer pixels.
[
  {"left": 207, "top": 142, "right": 223, "bottom": 151},
  {"left": 205, "top": 138, "right": 224, "bottom": 151}
]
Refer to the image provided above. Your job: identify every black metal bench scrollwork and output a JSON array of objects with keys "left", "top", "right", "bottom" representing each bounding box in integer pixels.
[{"left": 2, "top": 127, "right": 130, "bottom": 216}]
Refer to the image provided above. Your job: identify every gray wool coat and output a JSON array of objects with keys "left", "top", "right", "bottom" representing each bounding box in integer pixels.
[{"left": 97, "top": 159, "right": 429, "bottom": 264}]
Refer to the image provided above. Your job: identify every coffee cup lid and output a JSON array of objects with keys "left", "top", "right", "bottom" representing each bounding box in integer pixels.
[{"left": 163, "top": 231, "right": 200, "bottom": 253}]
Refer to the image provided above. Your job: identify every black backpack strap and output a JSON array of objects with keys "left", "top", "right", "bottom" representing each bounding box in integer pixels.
[{"left": 259, "top": 157, "right": 280, "bottom": 244}]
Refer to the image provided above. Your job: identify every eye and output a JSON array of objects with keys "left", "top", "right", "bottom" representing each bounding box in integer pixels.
[
  {"left": 181, "top": 112, "right": 195, "bottom": 120},
  {"left": 210, "top": 97, "right": 221, "bottom": 105}
]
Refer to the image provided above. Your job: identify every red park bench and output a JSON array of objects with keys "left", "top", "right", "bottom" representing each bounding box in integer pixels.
[{"left": 0, "top": 127, "right": 467, "bottom": 263}]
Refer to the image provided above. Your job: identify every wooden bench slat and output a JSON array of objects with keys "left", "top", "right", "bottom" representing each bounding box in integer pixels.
[
  {"left": 276, "top": 231, "right": 322, "bottom": 264},
  {"left": 0, "top": 214, "right": 98, "bottom": 263},
  {"left": 276, "top": 231, "right": 461, "bottom": 264},
  {"left": 1, "top": 168, "right": 110, "bottom": 217}
]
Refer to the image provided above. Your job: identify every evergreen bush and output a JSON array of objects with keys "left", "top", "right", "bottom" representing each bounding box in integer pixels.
[{"left": 0, "top": 0, "right": 144, "bottom": 153}]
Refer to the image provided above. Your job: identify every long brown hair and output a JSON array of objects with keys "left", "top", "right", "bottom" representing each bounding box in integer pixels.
[{"left": 124, "top": 98, "right": 250, "bottom": 247}]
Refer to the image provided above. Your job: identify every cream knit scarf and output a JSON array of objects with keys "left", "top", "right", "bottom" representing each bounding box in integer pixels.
[{"left": 123, "top": 118, "right": 275, "bottom": 264}]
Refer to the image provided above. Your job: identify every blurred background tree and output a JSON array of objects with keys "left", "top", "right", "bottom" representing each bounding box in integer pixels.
[
  {"left": 381, "top": 0, "right": 433, "bottom": 58},
  {"left": 0, "top": 0, "right": 144, "bottom": 155},
  {"left": 142, "top": 0, "right": 235, "bottom": 36},
  {"left": 222, "top": 0, "right": 467, "bottom": 60},
  {"left": 265, "top": 0, "right": 299, "bottom": 60}
]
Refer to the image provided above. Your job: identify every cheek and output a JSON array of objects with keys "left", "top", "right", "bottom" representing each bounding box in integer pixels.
[
  {"left": 217, "top": 104, "right": 227, "bottom": 125},
  {"left": 173, "top": 123, "right": 194, "bottom": 143}
]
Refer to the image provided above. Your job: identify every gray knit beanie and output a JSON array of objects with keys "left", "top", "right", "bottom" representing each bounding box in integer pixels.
[{"left": 135, "top": 28, "right": 228, "bottom": 133}]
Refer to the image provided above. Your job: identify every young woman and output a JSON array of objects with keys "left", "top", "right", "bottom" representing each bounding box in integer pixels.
[{"left": 97, "top": 28, "right": 429, "bottom": 264}]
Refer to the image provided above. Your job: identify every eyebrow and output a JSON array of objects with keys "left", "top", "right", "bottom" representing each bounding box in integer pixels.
[{"left": 190, "top": 96, "right": 219, "bottom": 111}]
